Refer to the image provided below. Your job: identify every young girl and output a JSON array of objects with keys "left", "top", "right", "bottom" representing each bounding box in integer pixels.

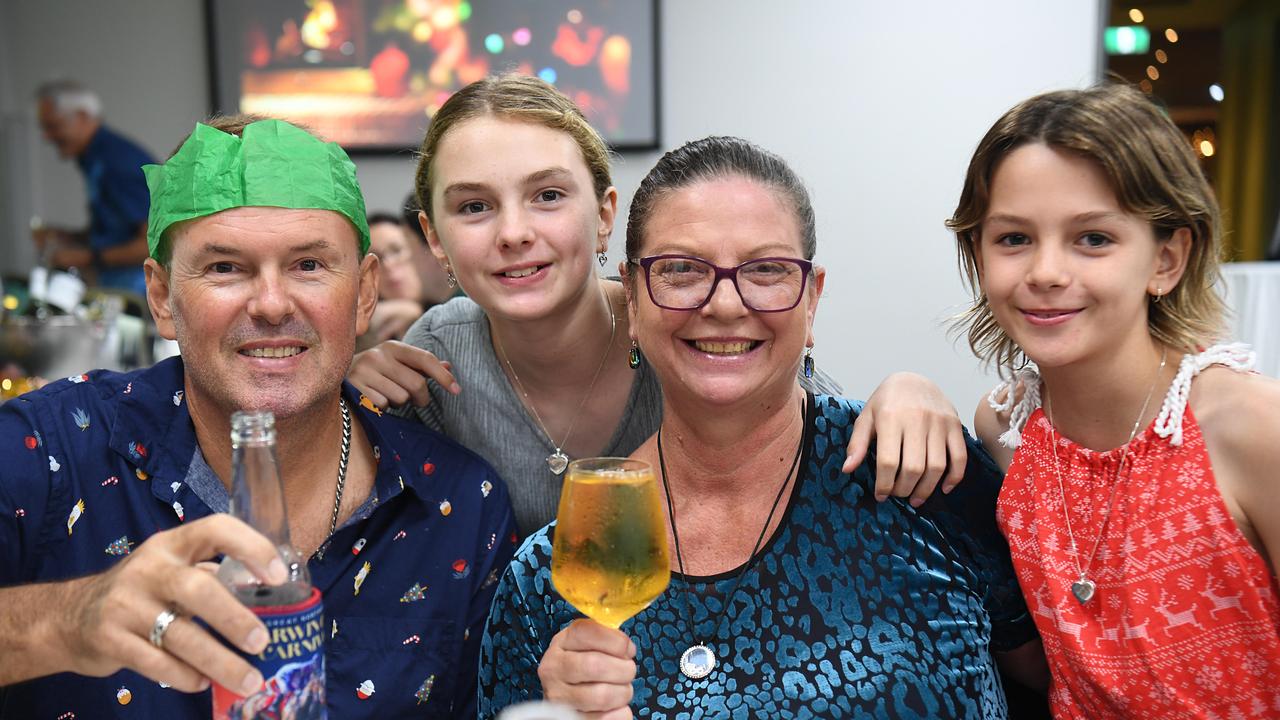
[
  {"left": 349, "top": 74, "right": 972, "bottom": 536},
  {"left": 952, "top": 83, "right": 1280, "bottom": 717}
]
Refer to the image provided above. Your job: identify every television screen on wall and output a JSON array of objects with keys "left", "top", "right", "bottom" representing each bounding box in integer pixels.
[{"left": 207, "top": 0, "right": 659, "bottom": 152}]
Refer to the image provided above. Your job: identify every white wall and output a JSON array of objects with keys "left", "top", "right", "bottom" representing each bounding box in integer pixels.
[{"left": 1, "top": 0, "right": 1100, "bottom": 409}]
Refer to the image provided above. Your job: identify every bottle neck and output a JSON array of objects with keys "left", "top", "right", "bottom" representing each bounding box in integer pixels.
[{"left": 229, "top": 442, "right": 294, "bottom": 549}]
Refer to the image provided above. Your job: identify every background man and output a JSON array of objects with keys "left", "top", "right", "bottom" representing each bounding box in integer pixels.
[
  {"left": 0, "top": 116, "right": 515, "bottom": 718},
  {"left": 32, "top": 80, "right": 153, "bottom": 295}
]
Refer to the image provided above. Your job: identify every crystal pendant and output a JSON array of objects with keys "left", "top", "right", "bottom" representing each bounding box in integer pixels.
[
  {"left": 679, "top": 644, "right": 715, "bottom": 680},
  {"left": 1071, "top": 577, "right": 1097, "bottom": 604},
  {"left": 547, "top": 450, "right": 569, "bottom": 475}
]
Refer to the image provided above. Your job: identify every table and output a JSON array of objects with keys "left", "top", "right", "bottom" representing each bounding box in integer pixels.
[{"left": 1220, "top": 261, "right": 1280, "bottom": 378}]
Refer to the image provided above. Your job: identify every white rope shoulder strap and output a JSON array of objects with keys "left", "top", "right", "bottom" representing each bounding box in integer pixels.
[
  {"left": 1153, "top": 342, "right": 1255, "bottom": 446},
  {"left": 987, "top": 343, "right": 1256, "bottom": 450},
  {"left": 987, "top": 365, "right": 1043, "bottom": 450}
]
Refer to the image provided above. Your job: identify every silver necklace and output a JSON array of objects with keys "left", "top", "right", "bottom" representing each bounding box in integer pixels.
[
  {"left": 493, "top": 287, "right": 616, "bottom": 475},
  {"left": 316, "top": 398, "right": 352, "bottom": 559},
  {"left": 327, "top": 398, "right": 352, "bottom": 536},
  {"left": 1045, "top": 348, "right": 1166, "bottom": 605},
  {"left": 657, "top": 398, "right": 805, "bottom": 680}
]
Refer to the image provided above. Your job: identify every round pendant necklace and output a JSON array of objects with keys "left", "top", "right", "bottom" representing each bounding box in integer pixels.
[
  {"left": 493, "top": 285, "right": 617, "bottom": 475},
  {"left": 657, "top": 397, "right": 805, "bottom": 680},
  {"left": 1045, "top": 347, "right": 1166, "bottom": 605}
]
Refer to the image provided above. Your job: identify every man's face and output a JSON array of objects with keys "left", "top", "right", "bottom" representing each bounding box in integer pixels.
[
  {"left": 145, "top": 207, "right": 378, "bottom": 422},
  {"left": 36, "top": 98, "right": 92, "bottom": 158}
]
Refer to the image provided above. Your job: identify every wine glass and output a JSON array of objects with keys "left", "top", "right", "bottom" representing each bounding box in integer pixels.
[{"left": 551, "top": 457, "right": 670, "bottom": 628}]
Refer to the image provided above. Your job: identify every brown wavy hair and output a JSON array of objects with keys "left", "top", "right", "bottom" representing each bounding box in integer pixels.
[{"left": 947, "top": 83, "right": 1226, "bottom": 376}]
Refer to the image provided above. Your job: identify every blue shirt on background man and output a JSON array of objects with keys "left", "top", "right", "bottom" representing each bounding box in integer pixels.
[
  {"left": 76, "top": 124, "right": 153, "bottom": 295},
  {"left": 0, "top": 357, "right": 517, "bottom": 719}
]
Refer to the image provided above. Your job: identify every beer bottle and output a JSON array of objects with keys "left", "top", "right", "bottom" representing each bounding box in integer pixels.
[{"left": 214, "top": 409, "right": 326, "bottom": 719}]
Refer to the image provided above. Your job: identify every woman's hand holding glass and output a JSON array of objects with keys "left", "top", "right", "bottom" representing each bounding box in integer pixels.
[
  {"left": 538, "top": 619, "right": 638, "bottom": 720},
  {"left": 540, "top": 458, "right": 668, "bottom": 717}
]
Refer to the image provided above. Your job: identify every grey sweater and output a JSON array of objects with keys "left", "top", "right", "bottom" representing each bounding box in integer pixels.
[{"left": 398, "top": 294, "right": 841, "bottom": 536}]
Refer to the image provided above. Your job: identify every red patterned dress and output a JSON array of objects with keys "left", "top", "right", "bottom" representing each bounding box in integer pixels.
[{"left": 992, "top": 344, "right": 1280, "bottom": 719}]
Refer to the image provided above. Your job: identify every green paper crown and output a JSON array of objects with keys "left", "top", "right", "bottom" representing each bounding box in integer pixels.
[{"left": 143, "top": 119, "right": 370, "bottom": 260}]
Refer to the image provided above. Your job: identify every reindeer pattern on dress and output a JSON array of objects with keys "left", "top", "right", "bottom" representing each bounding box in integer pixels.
[{"left": 994, "top": 346, "right": 1280, "bottom": 719}]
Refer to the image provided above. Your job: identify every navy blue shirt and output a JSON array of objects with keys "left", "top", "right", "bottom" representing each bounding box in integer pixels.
[
  {"left": 0, "top": 357, "right": 517, "bottom": 718},
  {"left": 76, "top": 124, "right": 153, "bottom": 295},
  {"left": 480, "top": 394, "right": 1036, "bottom": 718}
]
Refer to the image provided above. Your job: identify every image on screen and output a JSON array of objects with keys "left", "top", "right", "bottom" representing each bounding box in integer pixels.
[{"left": 207, "top": 0, "right": 658, "bottom": 151}]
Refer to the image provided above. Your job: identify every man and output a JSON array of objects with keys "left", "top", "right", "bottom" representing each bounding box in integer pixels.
[
  {"left": 33, "top": 80, "right": 153, "bottom": 295},
  {"left": 0, "top": 116, "right": 516, "bottom": 718}
]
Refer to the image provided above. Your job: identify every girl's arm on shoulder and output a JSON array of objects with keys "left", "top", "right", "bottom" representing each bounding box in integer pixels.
[
  {"left": 1197, "top": 370, "right": 1280, "bottom": 578},
  {"left": 347, "top": 340, "right": 459, "bottom": 409},
  {"left": 974, "top": 387, "right": 1016, "bottom": 472},
  {"left": 844, "top": 372, "right": 968, "bottom": 507}
]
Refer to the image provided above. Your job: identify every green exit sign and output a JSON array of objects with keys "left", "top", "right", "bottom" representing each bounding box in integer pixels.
[{"left": 1105, "top": 26, "right": 1151, "bottom": 55}]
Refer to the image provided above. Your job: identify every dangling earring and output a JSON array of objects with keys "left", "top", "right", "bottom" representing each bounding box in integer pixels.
[
  {"left": 1152, "top": 285, "right": 1163, "bottom": 304},
  {"left": 802, "top": 347, "right": 814, "bottom": 379},
  {"left": 446, "top": 266, "right": 458, "bottom": 289},
  {"left": 628, "top": 341, "right": 641, "bottom": 370},
  {"left": 598, "top": 251, "right": 608, "bottom": 267}
]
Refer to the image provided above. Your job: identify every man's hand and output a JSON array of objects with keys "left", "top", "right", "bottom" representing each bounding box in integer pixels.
[
  {"left": 347, "top": 340, "right": 459, "bottom": 409},
  {"left": 32, "top": 226, "right": 57, "bottom": 254},
  {"left": 1, "top": 515, "right": 287, "bottom": 694},
  {"left": 31, "top": 226, "right": 92, "bottom": 269},
  {"left": 843, "top": 371, "right": 968, "bottom": 507},
  {"left": 538, "top": 619, "right": 637, "bottom": 720}
]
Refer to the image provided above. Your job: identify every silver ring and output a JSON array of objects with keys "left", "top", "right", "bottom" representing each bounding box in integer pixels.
[{"left": 150, "top": 609, "right": 177, "bottom": 649}]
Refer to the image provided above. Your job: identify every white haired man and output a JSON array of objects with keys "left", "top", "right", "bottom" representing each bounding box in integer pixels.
[{"left": 33, "top": 80, "right": 153, "bottom": 295}]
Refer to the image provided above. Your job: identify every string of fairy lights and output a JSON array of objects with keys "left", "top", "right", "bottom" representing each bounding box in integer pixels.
[{"left": 1109, "top": 7, "right": 1221, "bottom": 159}]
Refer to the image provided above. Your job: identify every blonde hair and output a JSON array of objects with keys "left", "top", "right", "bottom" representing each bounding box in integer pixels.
[
  {"left": 413, "top": 74, "right": 613, "bottom": 222},
  {"left": 947, "top": 83, "right": 1226, "bottom": 376}
]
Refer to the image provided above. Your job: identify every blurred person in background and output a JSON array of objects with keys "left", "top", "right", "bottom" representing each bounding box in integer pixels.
[
  {"left": 358, "top": 205, "right": 457, "bottom": 349},
  {"left": 31, "top": 80, "right": 153, "bottom": 297},
  {"left": 401, "top": 193, "right": 461, "bottom": 307}
]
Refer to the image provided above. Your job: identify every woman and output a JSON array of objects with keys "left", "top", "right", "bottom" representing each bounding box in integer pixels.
[
  {"left": 953, "top": 84, "right": 1280, "bottom": 717},
  {"left": 478, "top": 136, "right": 1046, "bottom": 718},
  {"left": 356, "top": 212, "right": 432, "bottom": 349},
  {"left": 349, "top": 75, "right": 972, "bottom": 537}
]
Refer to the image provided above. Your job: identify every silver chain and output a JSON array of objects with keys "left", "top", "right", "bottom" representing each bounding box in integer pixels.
[
  {"left": 1045, "top": 347, "right": 1167, "bottom": 584},
  {"left": 493, "top": 286, "right": 616, "bottom": 461},
  {"left": 326, "top": 398, "right": 352, "bottom": 539}
]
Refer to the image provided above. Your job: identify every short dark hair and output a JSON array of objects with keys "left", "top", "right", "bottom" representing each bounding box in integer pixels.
[
  {"left": 401, "top": 193, "right": 427, "bottom": 243},
  {"left": 366, "top": 212, "right": 402, "bottom": 228}
]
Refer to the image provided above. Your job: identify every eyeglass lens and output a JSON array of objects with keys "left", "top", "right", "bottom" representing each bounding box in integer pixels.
[{"left": 646, "top": 257, "right": 806, "bottom": 311}]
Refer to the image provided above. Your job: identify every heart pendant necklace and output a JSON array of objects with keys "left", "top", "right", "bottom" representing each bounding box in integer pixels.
[
  {"left": 1070, "top": 577, "right": 1096, "bottom": 604},
  {"left": 493, "top": 285, "right": 617, "bottom": 475},
  {"left": 1045, "top": 348, "right": 1166, "bottom": 606}
]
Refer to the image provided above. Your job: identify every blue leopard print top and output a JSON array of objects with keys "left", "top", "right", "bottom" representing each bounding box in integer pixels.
[{"left": 479, "top": 394, "right": 1037, "bottom": 718}]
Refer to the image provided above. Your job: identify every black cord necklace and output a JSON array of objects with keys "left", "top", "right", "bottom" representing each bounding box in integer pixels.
[{"left": 656, "top": 397, "right": 806, "bottom": 681}]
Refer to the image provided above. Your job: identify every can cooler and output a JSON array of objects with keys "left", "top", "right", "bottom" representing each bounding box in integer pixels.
[{"left": 212, "top": 586, "right": 326, "bottom": 719}]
